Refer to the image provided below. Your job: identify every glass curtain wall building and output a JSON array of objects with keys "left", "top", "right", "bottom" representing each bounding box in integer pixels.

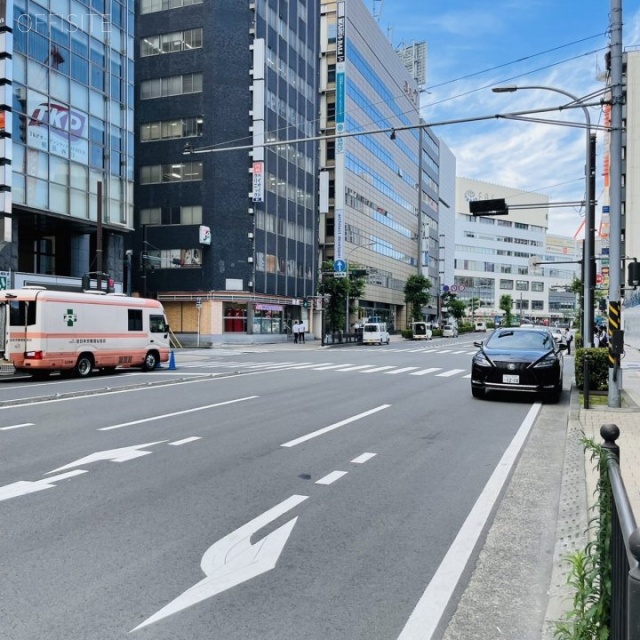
[
  {"left": 134, "top": 0, "right": 320, "bottom": 342},
  {"left": 6, "top": 0, "right": 134, "bottom": 286},
  {"left": 319, "top": 0, "right": 440, "bottom": 332}
]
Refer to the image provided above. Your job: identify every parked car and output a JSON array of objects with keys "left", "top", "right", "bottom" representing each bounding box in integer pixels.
[
  {"left": 362, "top": 322, "right": 390, "bottom": 345},
  {"left": 550, "top": 327, "right": 565, "bottom": 345},
  {"left": 442, "top": 324, "right": 458, "bottom": 338},
  {"left": 470, "top": 327, "right": 566, "bottom": 402},
  {"left": 412, "top": 321, "right": 433, "bottom": 340},
  {"left": 474, "top": 321, "right": 487, "bottom": 332}
]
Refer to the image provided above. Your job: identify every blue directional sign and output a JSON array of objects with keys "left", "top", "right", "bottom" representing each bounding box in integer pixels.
[{"left": 333, "top": 259, "right": 347, "bottom": 273}]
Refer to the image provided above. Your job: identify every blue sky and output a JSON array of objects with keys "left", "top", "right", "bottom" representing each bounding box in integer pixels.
[{"left": 368, "top": 0, "right": 640, "bottom": 237}]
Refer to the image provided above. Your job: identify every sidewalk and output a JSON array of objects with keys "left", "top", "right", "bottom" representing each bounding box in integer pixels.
[{"left": 542, "top": 343, "right": 640, "bottom": 637}]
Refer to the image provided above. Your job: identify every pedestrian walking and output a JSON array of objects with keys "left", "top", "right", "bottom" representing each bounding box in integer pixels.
[
  {"left": 564, "top": 328, "right": 573, "bottom": 355},
  {"left": 299, "top": 320, "right": 306, "bottom": 343},
  {"left": 293, "top": 320, "right": 299, "bottom": 344}
]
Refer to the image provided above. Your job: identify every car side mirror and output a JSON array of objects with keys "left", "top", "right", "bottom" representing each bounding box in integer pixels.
[{"left": 473, "top": 341, "right": 483, "bottom": 348}]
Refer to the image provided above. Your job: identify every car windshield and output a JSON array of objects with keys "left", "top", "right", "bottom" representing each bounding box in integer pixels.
[{"left": 486, "top": 329, "right": 553, "bottom": 351}]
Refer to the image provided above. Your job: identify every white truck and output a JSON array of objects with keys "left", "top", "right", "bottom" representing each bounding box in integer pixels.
[{"left": 0, "top": 287, "right": 171, "bottom": 378}]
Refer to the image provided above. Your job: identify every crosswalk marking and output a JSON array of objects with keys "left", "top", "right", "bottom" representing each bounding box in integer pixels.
[
  {"left": 451, "top": 350, "right": 468, "bottom": 354},
  {"left": 360, "top": 365, "right": 397, "bottom": 373},
  {"left": 436, "top": 350, "right": 452, "bottom": 354},
  {"left": 463, "top": 374, "right": 472, "bottom": 378},
  {"left": 436, "top": 369, "right": 466, "bottom": 377},
  {"left": 335, "top": 364, "right": 377, "bottom": 372},
  {"left": 289, "top": 363, "right": 333, "bottom": 369},
  {"left": 410, "top": 367, "right": 443, "bottom": 376},
  {"left": 384, "top": 367, "right": 420, "bottom": 374},
  {"left": 313, "top": 363, "right": 354, "bottom": 370}
]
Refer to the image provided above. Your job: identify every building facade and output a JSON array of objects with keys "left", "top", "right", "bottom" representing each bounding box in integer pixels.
[
  {"left": 318, "top": 0, "right": 441, "bottom": 331},
  {"left": 454, "top": 177, "right": 577, "bottom": 323},
  {"left": 134, "top": 0, "right": 320, "bottom": 342},
  {"left": 2, "top": 0, "right": 134, "bottom": 289}
]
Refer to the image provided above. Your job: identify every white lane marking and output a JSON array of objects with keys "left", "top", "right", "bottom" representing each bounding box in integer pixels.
[
  {"left": 0, "top": 423, "right": 34, "bottom": 431},
  {"left": 131, "top": 494, "right": 308, "bottom": 632},
  {"left": 0, "top": 470, "right": 88, "bottom": 502},
  {"left": 463, "top": 374, "right": 472, "bottom": 379},
  {"left": 312, "top": 364, "right": 354, "bottom": 370},
  {"left": 99, "top": 396, "right": 259, "bottom": 431},
  {"left": 281, "top": 404, "right": 391, "bottom": 448},
  {"left": 47, "top": 441, "right": 168, "bottom": 474},
  {"left": 436, "top": 350, "right": 452, "bottom": 354},
  {"left": 315, "top": 471, "right": 348, "bottom": 485},
  {"left": 169, "top": 437, "right": 201, "bottom": 446},
  {"left": 351, "top": 452, "right": 377, "bottom": 464},
  {"left": 451, "top": 350, "right": 468, "bottom": 354},
  {"left": 435, "top": 369, "right": 466, "bottom": 377},
  {"left": 410, "top": 368, "right": 442, "bottom": 376},
  {"left": 397, "top": 403, "right": 542, "bottom": 640},
  {"left": 408, "top": 349, "right": 426, "bottom": 353},
  {"left": 335, "top": 365, "right": 377, "bottom": 372},
  {"left": 384, "top": 367, "right": 419, "bottom": 375},
  {"left": 245, "top": 362, "right": 302, "bottom": 370},
  {"left": 421, "top": 349, "right": 438, "bottom": 353},
  {"left": 361, "top": 366, "right": 396, "bottom": 373}
]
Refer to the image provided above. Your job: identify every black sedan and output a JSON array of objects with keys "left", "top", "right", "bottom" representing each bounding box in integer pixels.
[{"left": 471, "top": 327, "right": 567, "bottom": 402}]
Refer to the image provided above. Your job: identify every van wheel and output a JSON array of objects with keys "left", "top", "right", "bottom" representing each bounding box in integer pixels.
[
  {"left": 142, "top": 351, "right": 158, "bottom": 371},
  {"left": 74, "top": 354, "right": 94, "bottom": 378}
]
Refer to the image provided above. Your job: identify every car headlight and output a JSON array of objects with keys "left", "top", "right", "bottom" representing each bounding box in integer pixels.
[
  {"left": 473, "top": 352, "right": 492, "bottom": 367},
  {"left": 533, "top": 354, "right": 557, "bottom": 368}
]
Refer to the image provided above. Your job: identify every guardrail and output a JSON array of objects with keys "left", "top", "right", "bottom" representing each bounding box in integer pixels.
[{"left": 600, "top": 424, "right": 640, "bottom": 639}]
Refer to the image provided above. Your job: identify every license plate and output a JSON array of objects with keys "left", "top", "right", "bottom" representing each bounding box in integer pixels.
[{"left": 503, "top": 374, "right": 519, "bottom": 384}]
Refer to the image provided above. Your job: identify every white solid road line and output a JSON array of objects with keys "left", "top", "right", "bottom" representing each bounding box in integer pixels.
[
  {"left": 396, "top": 403, "right": 542, "bottom": 640},
  {"left": 99, "top": 396, "right": 259, "bottom": 431},
  {"left": 281, "top": 404, "right": 391, "bottom": 448},
  {"left": 315, "top": 470, "right": 348, "bottom": 485}
]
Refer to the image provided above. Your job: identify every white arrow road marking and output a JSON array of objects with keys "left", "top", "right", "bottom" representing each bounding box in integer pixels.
[
  {"left": 131, "top": 494, "right": 308, "bottom": 632},
  {"left": 47, "top": 441, "right": 168, "bottom": 474},
  {"left": 0, "top": 470, "right": 87, "bottom": 502}
]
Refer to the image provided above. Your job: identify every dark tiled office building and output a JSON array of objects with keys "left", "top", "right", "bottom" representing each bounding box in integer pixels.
[{"left": 135, "top": 0, "right": 320, "bottom": 342}]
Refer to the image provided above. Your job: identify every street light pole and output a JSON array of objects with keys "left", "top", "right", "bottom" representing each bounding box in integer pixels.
[{"left": 492, "top": 85, "right": 595, "bottom": 347}]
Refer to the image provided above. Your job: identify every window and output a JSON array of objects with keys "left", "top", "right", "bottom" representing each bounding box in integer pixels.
[
  {"left": 141, "top": 0, "right": 203, "bottom": 14},
  {"left": 531, "top": 281, "right": 544, "bottom": 292},
  {"left": 140, "top": 116, "right": 203, "bottom": 141},
  {"left": 140, "top": 28, "right": 203, "bottom": 57},
  {"left": 140, "top": 207, "right": 161, "bottom": 224},
  {"left": 500, "top": 279, "right": 514, "bottom": 290},
  {"left": 516, "top": 280, "right": 529, "bottom": 291},
  {"left": 140, "top": 73, "right": 202, "bottom": 99},
  {"left": 532, "top": 300, "right": 544, "bottom": 310},
  {"left": 150, "top": 314, "right": 168, "bottom": 333},
  {"left": 9, "top": 301, "right": 37, "bottom": 326},
  {"left": 140, "top": 162, "right": 203, "bottom": 184},
  {"left": 128, "top": 309, "right": 143, "bottom": 331}
]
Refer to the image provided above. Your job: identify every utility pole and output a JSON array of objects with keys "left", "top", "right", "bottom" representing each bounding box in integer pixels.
[{"left": 608, "top": 0, "right": 623, "bottom": 407}]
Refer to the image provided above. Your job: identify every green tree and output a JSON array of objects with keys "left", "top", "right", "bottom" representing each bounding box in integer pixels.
[
  {"left": 441, "top": 292, "right": 466, "bottom": 322},
  {"left": 318, "top": 261, "right": 366, "bottom": 332},
  {"left": 467, "top": 296, "right": 481, "bottom": 319},
  {"left": 500, "top": 294, "right": 514, "bottom": 326},
  {"left": 404, "top": 274, "right": 432, "bottom": 324}
]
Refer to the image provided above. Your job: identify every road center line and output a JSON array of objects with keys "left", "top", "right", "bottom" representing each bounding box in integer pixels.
[
  {"left": 281, "top": 405, "right": 391, "bottom": 448},
  {"left": 315, "top": 471, "right": 348, "bottom": 485},
  {"left": 0, "top": 423, "right": 35, "bottom": 430},
  {"left": 397, "top": 403, "right": 542, "bottom": 640},
  {"left": 99, "top": 396, "right": 259, "bottom": 431},
  {"left": 351, "top": 452, "right": 377, "bottom": 464}
]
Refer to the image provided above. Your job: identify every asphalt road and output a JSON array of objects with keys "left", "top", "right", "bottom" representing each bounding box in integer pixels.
[{"left": 0, "top": 337, "right": 554, "bottom": 639}]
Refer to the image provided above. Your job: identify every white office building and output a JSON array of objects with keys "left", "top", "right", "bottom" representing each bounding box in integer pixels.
[{"left": 454, "top": 177, "right": 577, "bottom": 323}]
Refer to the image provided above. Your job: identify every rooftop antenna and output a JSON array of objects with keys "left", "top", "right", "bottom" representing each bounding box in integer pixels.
[{"left": 372, "top": 0, "right": 383, "bottom": 22}]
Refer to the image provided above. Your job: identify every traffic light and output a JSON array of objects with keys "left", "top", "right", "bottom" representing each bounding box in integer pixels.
[
  {"left": 302, "top": 297, "right": 309, "bottom": 309},
  {"left": 107, "top": 278, "right": 115, "bottom": 293},
  {"left": 81, "top": 274, "right": 90, "bottom": 290},
  {"left": 628, "top": 259, "right": 640, "bottom": 287}
]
